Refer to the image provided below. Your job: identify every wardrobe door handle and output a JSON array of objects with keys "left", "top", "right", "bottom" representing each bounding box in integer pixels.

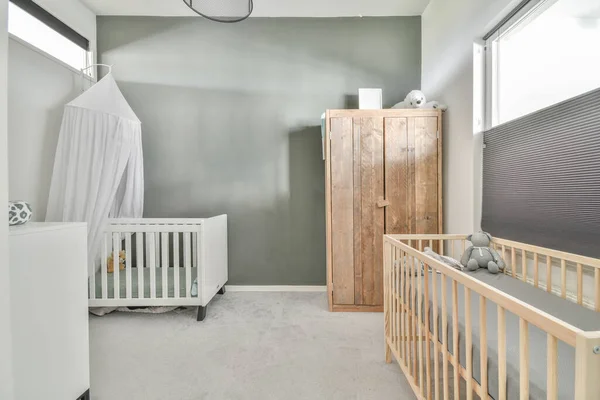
[{"left": 377, "top": 197, "right": 390, "bottom": 208}]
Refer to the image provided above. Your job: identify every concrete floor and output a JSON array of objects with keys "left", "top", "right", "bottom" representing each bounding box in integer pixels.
[{"left": 89, "top": 292, "right": 415, "bottom": 400}]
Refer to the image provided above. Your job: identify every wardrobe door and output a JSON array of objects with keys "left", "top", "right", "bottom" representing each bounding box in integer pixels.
[
  {"left": 384, "top": 117, "right": 409, "bottom": 234},
  {"left": 330, "top": 117, "right": 355, "bottom": 305},
  {"left": 413, "top": 117, "right": 440, "bottom": 234},
  {"left": 354, "top": 117, "right": 385, "bottom": 306}
]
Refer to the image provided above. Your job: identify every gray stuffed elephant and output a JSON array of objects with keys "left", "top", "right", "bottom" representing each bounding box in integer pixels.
[{"left": 460, "top": 232, "right": 506, "bottom": 274}]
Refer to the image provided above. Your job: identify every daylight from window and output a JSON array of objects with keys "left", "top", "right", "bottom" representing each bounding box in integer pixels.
[
  {"left": 495, "top": 0, "right": 600, "bottom": 125},
  {"left": 8, "top": 2, "right": 89, "bottom": 73}
]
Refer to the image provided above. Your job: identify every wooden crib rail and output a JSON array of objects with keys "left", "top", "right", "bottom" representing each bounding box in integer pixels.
[
  {"left": 386, "top": 236, "right": 582, "bottom": 345},
  {"left": 383, "top": 234, "right": 600, "bottom": 400},
  {"left": 492, "top": 237, "right": 600, "bottom": 311}
]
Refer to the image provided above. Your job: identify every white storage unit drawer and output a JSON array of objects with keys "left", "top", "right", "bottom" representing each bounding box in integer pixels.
[{"left": 9, "top": 223, "right": 90, "bottom": 400}]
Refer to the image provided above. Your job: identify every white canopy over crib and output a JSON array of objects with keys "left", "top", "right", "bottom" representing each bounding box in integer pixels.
[{"left": 46, "top": 73, "right": 144, "bottom": 266}]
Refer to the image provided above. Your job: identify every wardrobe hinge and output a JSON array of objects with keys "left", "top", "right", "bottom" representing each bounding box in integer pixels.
[{"left": 436, "top": 131, "right": 439, "bottom": 139}]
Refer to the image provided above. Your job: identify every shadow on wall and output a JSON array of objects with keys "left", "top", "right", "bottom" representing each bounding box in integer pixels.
[
  {"left": 97, "top": 16, "right": 421, "bottom": 108},
  {"left": 95, "top": 16, "right": 422, "bottom": 284},
  {"left": 116, "top": 81, "right": 325, "bottom": 285}
]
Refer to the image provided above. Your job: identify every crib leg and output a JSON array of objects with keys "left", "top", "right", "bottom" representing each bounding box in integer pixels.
[
  {"left": 197, "top": 306, "right": 207, "bottom": 321},
  {"left": 217, "top": 286, "right": 226, "bottom": 295}
]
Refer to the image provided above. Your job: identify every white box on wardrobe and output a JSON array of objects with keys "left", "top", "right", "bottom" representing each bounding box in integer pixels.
[{"left": 358, "top": 88, "right": 383, "bottom": 109}]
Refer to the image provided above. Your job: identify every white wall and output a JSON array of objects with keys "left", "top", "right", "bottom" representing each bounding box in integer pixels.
[
  {"left": 0, "top": 0, "right": 14, "bottom": 398},
  {"left": 421, "top": 0, "right": 519, "bottom": 234},
  {"left": 7, "top": 0, "right": 96, "bottom": 220},
  {"left": 8, "top": 38, "right": 87, "bottom": 220}
]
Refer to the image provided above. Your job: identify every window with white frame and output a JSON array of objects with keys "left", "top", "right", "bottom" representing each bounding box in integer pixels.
[
  {"left": 8, "top": 0, "right": 92, "bottom": 75},
  {"left": 485, "top": 0, "right": 600, "bottom": 127}
]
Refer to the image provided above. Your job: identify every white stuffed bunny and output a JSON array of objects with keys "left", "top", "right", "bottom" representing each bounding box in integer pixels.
[{"left": 392, "top": 90, "right": 426, "bottom": 109}]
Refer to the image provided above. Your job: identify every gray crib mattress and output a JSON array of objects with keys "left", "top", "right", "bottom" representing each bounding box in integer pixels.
[
  {"left": 414, "top": 269, "right": 600, "bottom": 400},
  {"left": 93, "top": 267, "right": 198, "bottom": 299}
]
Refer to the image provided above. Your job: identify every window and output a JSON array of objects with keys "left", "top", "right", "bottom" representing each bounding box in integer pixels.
[
  {"left": 485, "top": 0, "right": 600, "bottom": 127},
  {"left": 8, "top": 0, "right": 91, "bottom": 75}
]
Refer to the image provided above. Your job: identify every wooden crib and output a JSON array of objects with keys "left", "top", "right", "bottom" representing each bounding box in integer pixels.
[
  {"left": 383, "top": 234, "right": 600, "bottom": 400},
  {"left": 88, "top": 215, "right": 228, "bottom": 321}
]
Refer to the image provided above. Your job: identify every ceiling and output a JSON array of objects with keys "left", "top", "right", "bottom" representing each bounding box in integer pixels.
[{"left": 80, "top": 0, "right": 430, "bottom": 17}]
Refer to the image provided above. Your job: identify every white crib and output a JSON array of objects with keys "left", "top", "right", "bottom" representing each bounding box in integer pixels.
[{"left": 88, "top": 215, "right": 228, "bottom": 321}]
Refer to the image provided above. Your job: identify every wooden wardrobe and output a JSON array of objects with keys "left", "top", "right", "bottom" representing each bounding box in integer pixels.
[{"left": 325, "top": 109, "right": 443, "bottom": 312}]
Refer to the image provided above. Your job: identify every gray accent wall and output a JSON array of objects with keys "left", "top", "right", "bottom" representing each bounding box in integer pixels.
[{"left": 97, "top": 16, "right": 421, "bottom": 285}]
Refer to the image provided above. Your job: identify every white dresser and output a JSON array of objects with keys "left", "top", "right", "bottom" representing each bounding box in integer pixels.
[{"left": 9, "top": 223, "right": 90, "bottom": 400}]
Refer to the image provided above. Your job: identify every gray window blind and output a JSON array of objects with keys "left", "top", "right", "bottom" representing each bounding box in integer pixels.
[{"left": 482, "top": 87, "right": 600, "bottom": 258}]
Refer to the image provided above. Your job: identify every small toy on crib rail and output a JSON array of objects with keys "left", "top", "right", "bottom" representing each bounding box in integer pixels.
[
  {"left": 391, "top": 90, "right": 448, "bottom": 111},
  {"left": 107, "top": 250, "right": 126, "bottom": 273},
  {"left": 460, "top": 231, "right": 506, "bottom": 274}
]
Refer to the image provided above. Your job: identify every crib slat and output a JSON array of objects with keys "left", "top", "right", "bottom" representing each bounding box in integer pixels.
[
  {"left": 595, "top": 268, "right": 600, "bottom": 312},
  {"left": 192, "top": 232, "right": 198, "bottom": 268},
  {"left": 521, "top": 250, "right": 527, "bottom": 282},
  {"left": 546, "top": 255, "right": 552, "bottom": 293},
  {"left": 534, "top": 253, "right": 539, "bottom": 287},
  {"left": 404, "top": 252, "right": 410, "bottom": 369},
  {"left": 155, "top": 232, "right": 160, "bottom": 268},
  {"left": 184, "top": 232, "right": 191, "bottom": 298},
  {"left": 102, "top": 234, "right": 108, "bottom": 299},
  {"left": 480, "top": 297, "right": 488, "bottom": 398},
  {"left": 162, "top": 232, "right": 169, "bottom": 298},
  {"left": 383, "top": 242, "right": 394, "bottom": 364},
  {"left": 465, "top": 288, "right": 473, "bottom": 400},
  {"left": 511, "top": 248, "right": 516, "bottom": 278},
  {"left": 432, "top": 269, "right": 440, "bottom": 400},
  {"left": 452, "top": 280, "right": 459, "bottom": 400},
  {"left": 561, "top": 259, "right": 567, "bottom": 299},
  {"left": 398, "top": 250, "right": 406, "bottom": 364},
  {"left": 418, "top": 239, "right": 423, "bottom": 252},
  {"left": 547, "top": 334, "right": 558, "bottom": 400},
  {"left": 519, "top": 318, "right": 529, "bottom": 400},
  {"left": 498, "top": 305, "right": 507, "bottom": 400},
  {"left": 441, "top": 275, "right": 449, "bottom": 400},
  {"left": 412, "top": 255, "right": 417, "bottom": 379},
  {"left": 424, "top": 263, "right": 431, "bottom": 399},
  {"left": 113, "top": 233, "right": 120, "bottom": 300},
  {"left": 390, "top": 248, "right": 396, "bottom": 353},
  {"left": 418, "top": 256, "right": 424, "bottom": 395},
  {"left": 148, "top": 233, "right": 157, "bottom": 299},
  {"left": 125, "top": 234, "right": 132, "bottom": 299},
  {"left": 136, "top": 233, "right": 144, "bottom": 298},
  {"left": 577, "top": 263, "right": 583, "bottom": 305},
  {"left": 395, "top": 249, "right": 401, "bottom": 356},
  {"left": 173, "top": 233, "right": 180, "bottom": 299}
]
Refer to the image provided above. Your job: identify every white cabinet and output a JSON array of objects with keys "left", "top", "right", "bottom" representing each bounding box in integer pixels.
[{"left": 9, "top": 223, "right": 90, "bottom": 400}]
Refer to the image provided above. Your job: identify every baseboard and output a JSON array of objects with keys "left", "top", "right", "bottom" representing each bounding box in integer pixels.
[{"left": 225, "top": 285, "right": 327, "bottom": 292}]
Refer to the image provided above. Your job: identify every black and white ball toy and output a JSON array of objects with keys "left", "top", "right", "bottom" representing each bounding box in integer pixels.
[{"left": 8, "top": 201, "right": 32, "bottom": 226}]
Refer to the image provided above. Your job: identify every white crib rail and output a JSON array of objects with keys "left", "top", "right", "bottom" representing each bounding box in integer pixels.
[{"left": 89, "top": 219, "right": 204, "bottom": 307}]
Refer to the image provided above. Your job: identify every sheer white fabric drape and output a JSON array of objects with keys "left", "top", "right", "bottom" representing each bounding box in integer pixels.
[{"left": 46, "top": 74, "right": 143, "bottom": 268}]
